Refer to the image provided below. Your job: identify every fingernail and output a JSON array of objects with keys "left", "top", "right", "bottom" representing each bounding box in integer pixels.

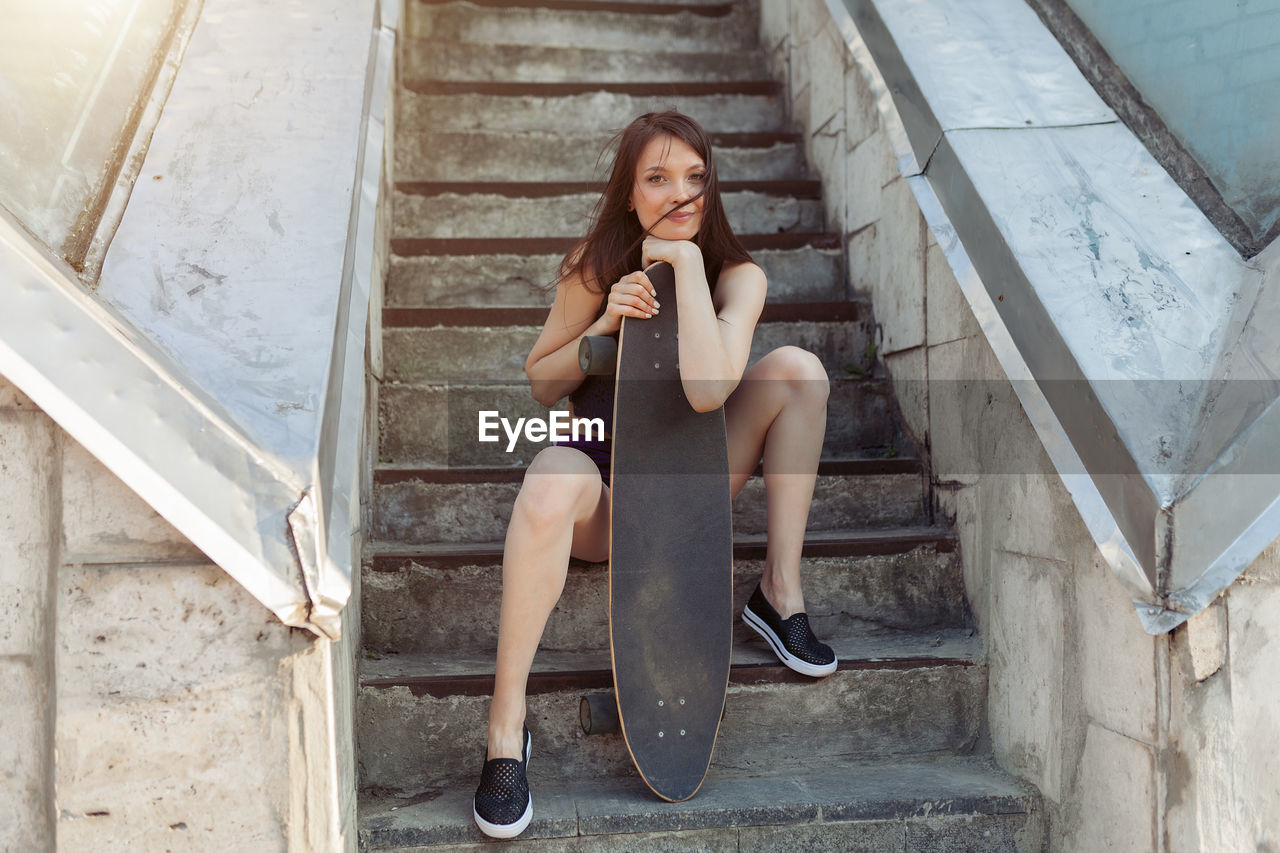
[{"left": 653, "top": 301, "right": 661, "bottom": 308}]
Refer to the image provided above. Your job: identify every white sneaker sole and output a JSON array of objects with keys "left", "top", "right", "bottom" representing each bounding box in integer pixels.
[
  {"left": 742, "top": 606, "right": 838, "bottom": 678},
  {"left": 473, "top": 798, "right": 532, "bottom": 839}
]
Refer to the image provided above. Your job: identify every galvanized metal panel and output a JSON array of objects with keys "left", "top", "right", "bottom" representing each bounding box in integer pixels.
[
  {"left": 0, "top": 208, "right": 308, "bottom": 628},
  {"left": 871, "top": 0, "right": 1116, "bottom": 131},
  {"left": 831, "top": 0, "right": 1280, "bottom": 631},
  {"left": 0, "top": 0, "right": 395, "bottom": 640}
]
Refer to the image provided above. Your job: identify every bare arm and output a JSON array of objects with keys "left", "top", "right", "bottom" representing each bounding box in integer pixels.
[
  {"left": 643, "top": 237, "right": 766, "bottom": 412},
  {"left": 524, "top": 267, "right": 661, "bottom": 407}
]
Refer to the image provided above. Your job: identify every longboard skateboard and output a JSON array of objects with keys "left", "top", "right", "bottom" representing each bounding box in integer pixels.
[{"left": 579, "top": 260, "right": 734, "bottom": 802}]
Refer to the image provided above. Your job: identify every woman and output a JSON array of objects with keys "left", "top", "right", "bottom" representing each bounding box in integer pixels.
[{"left": 472, "top": 111, "right": 836, "bottom": 839}]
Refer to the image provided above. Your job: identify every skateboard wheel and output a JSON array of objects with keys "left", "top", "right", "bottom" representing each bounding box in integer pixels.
[
  {"left": 578, "top": 336, "right": 618, "bottom": 375},
  {"left": 580, "top": 693, "right": 620, "bottom": 735}
]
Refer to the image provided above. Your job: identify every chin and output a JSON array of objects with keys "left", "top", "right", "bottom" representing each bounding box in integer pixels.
[{"left": 653, "top": 221, "right": 701, "bottom": 241}]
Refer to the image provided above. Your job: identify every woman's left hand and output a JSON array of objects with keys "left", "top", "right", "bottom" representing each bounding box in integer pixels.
[{"left": 642, "top": 235, "right": 701, "bottom": 270}]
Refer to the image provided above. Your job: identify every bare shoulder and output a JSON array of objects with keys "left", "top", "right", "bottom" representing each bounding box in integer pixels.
[
  {"left": 713, "top": 260, "right": 767, "bottom": 316},
  {"left": 719, "top": 260, "right": 766, "bottom": 285}
]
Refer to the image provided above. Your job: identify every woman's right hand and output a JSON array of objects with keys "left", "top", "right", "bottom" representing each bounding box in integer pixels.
[{"left": 596, "top": 270, "right": 660, "bottom": 334}]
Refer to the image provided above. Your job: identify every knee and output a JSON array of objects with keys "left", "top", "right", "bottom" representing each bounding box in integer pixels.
[
  {"left": 767, "top": 346, "right": 829, "bottom": 403},
  {"left": 512, "top": 448, "right": 600, "bottom": 527}
]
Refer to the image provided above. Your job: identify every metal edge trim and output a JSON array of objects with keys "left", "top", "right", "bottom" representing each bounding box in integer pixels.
[
  {"left": 0, "top": 209, "right": 313, "bottom": 631},
  {"left": 310, "top": 4, "right": 398, "bottom": 640}
]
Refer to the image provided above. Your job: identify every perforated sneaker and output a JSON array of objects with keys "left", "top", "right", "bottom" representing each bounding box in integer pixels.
[
  {"left": 473, "top": 726, "right": 532, "bottom": 839},
  {"left": 742, "top": 583, "right": 838, "bottom": 677}
]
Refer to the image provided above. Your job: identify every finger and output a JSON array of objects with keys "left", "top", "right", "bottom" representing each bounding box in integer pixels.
[
  {"left": 634, "top": 272, "right": 657, "bottom": 301},
  {"left": 609, "top": 294, "right": 654, "bottom": 316},
  {"left": 625, "top": 295, "right": 654, "bottom": 316}
]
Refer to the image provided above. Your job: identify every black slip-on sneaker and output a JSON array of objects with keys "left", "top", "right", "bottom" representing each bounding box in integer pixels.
[
  {"left": 742, "top": 583, "right": 838, "bottom": 677},
  {"left": 473, "top": 726, "right": 532, "bottom": 839}
]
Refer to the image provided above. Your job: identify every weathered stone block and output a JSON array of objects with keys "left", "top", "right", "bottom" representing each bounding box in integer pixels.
[
  {"left": 789, "top": 39, "right": 811, "bottom": 110},
  {"left": 906, "top": 812, "right": 1041, "bottom": 853},
  {"left": 810, "top": 127, "right": 846, "bottom": 231},
  {"left": 60, "top": 440, "right": 205, "bottom": 565},
  {"left": 1183, "top": 598, "right": 1227, "bottom": 682},
  {"left": 846, "top": 133, "right": 886, "bottom": 234},
  {"left": 925, "top": 338, "right": 977, "bottom": 487},
  {"left": 759, "top": 0, "right": 790, "bottom": 55},
  {"left": 740, "top": 819, "right": 904, "bottom": 851},
  {"left": 939, "top": 482, "right": 989, "bottom": 633},
  {"left": 1241, "top": 534, "right": 1280, "bottom": 583},
  {"left": 0, "top": 373, "right": 37, "bottom": 409},
  {"left": 847, "top": 222, "right": 878, "bottom": 295},
  {"left": 845, "top": 58, "right": 880, "bottom": 150},
  {"left": 925, "top": 240, "right": 981, "bottom": 345},
  {"left": 0, "top": 410, "right": 56, "bottom": 657},
  {"left": 55, "top": 562, "right": 308, "bottom": 852},
  {"left": 926, "top": 336, "right": 1011, "bottom": 485},
  {"left": 877, "top": 177, "right": 926, "bottom": 354},
  {"left": 0, "top": 658, "right": 50, "bottom": 853},
  {"left": 789, "top": 0, "right": 827, "bottom": 49},
  {"left": 884, "top": 346, "right": 927, "bottom": 454},
  {"left": 988, "top": 552, "right": 1065, "bottom": 802},
  {"left": 807, "top": 19, "right": 848, "bottom": 137},
  {"left": 1220, "top": 581, "right": 1280, "bottom": 842},
  {"left": 1075, "top": 554, "right": 1158, "bottom": 743},
  {"left": 1072, "top": 723, "right": 1156, "bottom": 853}
]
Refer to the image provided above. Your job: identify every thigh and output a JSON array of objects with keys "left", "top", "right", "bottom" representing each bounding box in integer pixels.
[
  {"left": 526, "top": 446, "right": 611, "bottom": 562},
  {"left": 723, "top": 355, "right": 791, "bottom": 498}
]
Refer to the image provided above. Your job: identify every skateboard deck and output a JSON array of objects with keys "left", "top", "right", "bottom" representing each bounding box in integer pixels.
[{"left": 606, "top": 260, "right": 734, "bottom": 802}]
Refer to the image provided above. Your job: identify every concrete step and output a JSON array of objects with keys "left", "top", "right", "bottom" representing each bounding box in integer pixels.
[
  {"left": 394, "top": 132, "right": 808, "bottom": 183},
  {"left": 359, "top": 756, "right": 1041, "bottom": 850},
  {"left": 392, "top": 188, "right": 825, "bottom": 239},
  {"left": 381, "top": 304, "right": 872, "bottom": 383},
  {"left": 399, "top": 89, "right": 786, "bottom": 136},
  {"left": 362, "top": 527, "right": 965, "bottom": 655},
  {"left": 405, "top": 0, "right": 757, "bottom": 51},
  {"left": 401, "top": 40, "right": 768, "bottom": 86},
  {"left": 386, "top": 246, "right": 843, "bottom": 307},
  {"left": 378, "top": 378, "right": 903, "bottom": 467},
  {"left": 369, "top": 460, "right": 925, "bottom": 545},
  {"left": 357, "top": 626, "right": 985, "bottom": 793},
  {"left": 391, "top": 233, "right": 839, "bottom": 256}
]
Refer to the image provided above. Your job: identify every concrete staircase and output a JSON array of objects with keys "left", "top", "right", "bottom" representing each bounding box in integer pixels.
[{"left": 358, "top": 0, "right": 1044, "bottom": 848}]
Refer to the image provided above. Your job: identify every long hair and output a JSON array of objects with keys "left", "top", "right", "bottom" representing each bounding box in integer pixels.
[{"left": 558, "top": 111, "right": 752, "bottom": 296}]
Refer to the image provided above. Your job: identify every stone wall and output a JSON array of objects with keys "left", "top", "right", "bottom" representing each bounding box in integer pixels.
[
  {"left": 760, "top": 1, "right": 1280, "bottom": 850},
  {"left": 0, "top": 385, "right": 359, "bottom": 853}
]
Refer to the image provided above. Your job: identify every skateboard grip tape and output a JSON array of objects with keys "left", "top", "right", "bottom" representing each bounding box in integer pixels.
[{"left": 578, "top": 335, "right": 618, "bottom": 375}]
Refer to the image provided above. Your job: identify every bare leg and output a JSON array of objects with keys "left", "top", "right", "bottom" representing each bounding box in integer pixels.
[
  {"left": 487, "top": 447, "right": 610, "bottom": 759},
  {"left": 724, "top": 346, "right": 829, "bottom": 617}
]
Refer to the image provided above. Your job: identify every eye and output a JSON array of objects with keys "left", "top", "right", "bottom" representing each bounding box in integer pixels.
[
  {"left": 647, "top": 175, "right": 666, "bottom": 184},
  {"left": 691, "top": 173, "right": 706, "bottom": 182}
]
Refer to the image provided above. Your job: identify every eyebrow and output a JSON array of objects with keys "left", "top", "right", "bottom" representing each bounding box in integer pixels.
[{"left": 643, "top": 162, "right": 706, "bottom": 174}]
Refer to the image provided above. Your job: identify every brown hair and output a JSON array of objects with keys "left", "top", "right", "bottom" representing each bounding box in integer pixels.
[{"left": 558, "top": 110, "right": 752, "bottom": 295}]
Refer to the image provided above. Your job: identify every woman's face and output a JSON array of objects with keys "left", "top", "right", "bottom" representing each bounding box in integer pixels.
[{"left": 629, "top": 134, "right": 706, "bottom": 241}]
